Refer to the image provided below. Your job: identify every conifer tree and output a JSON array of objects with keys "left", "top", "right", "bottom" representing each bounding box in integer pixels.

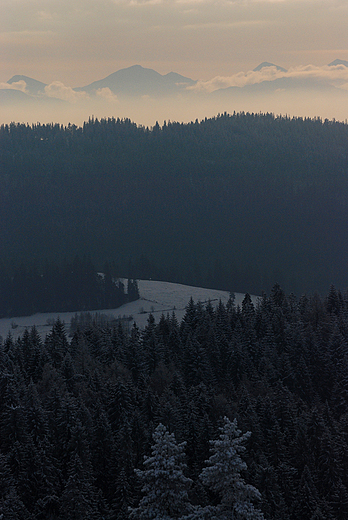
[
  {"left": 130, "top": 423, "right": 192, "bottom": 520},
  {"left": 198, "top": 417, "right": 264, "bottom": 520},
  {"left": 45, "top": 318, "right": 69, "bottom": 369},
  {"left": 59, "top": 452, "right": 105, "bottom": 520}
]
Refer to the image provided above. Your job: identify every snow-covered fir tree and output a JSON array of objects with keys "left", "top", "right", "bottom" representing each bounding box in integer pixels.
[
  {"left": 197, "top": 417, "right": 265, "bottom": 520},
  {"left": 130, "top": 423, "right": 193, "bottom": 520}
]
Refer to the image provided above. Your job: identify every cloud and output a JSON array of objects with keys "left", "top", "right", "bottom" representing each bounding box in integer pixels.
[
  {"left": 0, "top": 79, "right": 28, "bottom": 93},
  {"left": 96, "top": 87, "right": 119, "bottom": 103},
  {"left": 189, "top": 64, "right": 348, "bottom": 93},
  {"left": 44, "top": 81, "right": 89, "bottom": 103},
  {"left": 37, "top": 10, "right": 56, "bottom": 22},
  {"left": 129, "top": 0, "right": 163, "bottom": 5},
  {"left": 0, "top": 80, "right": 28, "bottom": 92}
]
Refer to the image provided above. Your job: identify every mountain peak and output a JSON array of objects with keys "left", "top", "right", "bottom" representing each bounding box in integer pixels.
[
  {"left": 328, "top": 59, "right": 348, "bottom": 67},
  {"left": 7, "top": 75, "right": 47, "bottom": 96},
  {"left": 163, "top": 71, "right": 196, "bottom": 86},
  {"left": 253, "top": 62, "right": 287, "bottom": 72},
  {"left": 77, "top": 65, "right": 196, "bottom": 96}
]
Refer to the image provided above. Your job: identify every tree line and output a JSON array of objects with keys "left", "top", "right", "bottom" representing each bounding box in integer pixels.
[{"left": 1, "top": 284, "right": 348, "bottom": 518}]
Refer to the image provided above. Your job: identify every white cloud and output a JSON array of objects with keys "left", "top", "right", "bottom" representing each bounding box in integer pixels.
[
  {"left": 96, "top": 87, "right": 119, "bottom": 103},
  {"left": 129, "top": 0, "right": 163, "bottom": 5},
  {"left": 37, "top": 10, "right": 55, "bottom": 21},
  {"left": 0, "top": 80, "right": 27, "bottom": 92},
  {"left": 44, "top": 81, "right": 89, "bottom": 103},
  {"left": 188, "top": 64, "right": 348, "bottom": 93}
]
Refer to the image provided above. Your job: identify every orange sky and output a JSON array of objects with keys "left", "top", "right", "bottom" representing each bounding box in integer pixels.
[
  {"left": 1, "top": 0, "right": 348, "bottom": 86},
  {"left": 1, "top": 0, "right": 348, "bottom": 126}
]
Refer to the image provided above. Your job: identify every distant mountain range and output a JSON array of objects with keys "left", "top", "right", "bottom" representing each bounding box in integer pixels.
[
  {"left": 2, "top": 60, "right": 348, "bottom": 125},
  {"left": 4, "top": 59, "right": 348, "bottom": 100},
  {"left": 1, "top": 65, "right": 198, "bottom": 108},
  {"left": 212, "top": 76, "right": 345, "bottom": 101}
]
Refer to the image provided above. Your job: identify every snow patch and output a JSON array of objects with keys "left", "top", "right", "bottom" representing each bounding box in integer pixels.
[{"left": 0, "top": 280, "right": 259, "bottom": 341}]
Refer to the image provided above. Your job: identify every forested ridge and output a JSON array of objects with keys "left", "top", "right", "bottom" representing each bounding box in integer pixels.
[
  {"left": 1, "top": 284, "right": 348, "bottom": 519},
  {"left": 2, "top": 113, "right": 348, "bottom": 296}
]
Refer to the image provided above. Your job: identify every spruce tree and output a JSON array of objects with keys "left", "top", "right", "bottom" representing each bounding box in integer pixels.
[
  {"left": 130, "top": 423, "right": 192, "bottom": 520},
  {"left": 198, "top": 417, "right": 264, "bottom": 520}
]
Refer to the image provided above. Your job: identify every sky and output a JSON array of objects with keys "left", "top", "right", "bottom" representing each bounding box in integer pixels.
[
  {"left": 1, "top": 0, "right": 348, "bottom": 125},
  {"left": 1, "top": 0, "right": 348, "bottom": 86}
]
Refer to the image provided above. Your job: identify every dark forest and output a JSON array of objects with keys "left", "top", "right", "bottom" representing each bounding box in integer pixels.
[
  {"left": 2, "top": 113, "right": 348, "bottom": 297},
  {"left": 1, "top": 285, "right": 348, "bottom": 519},
  {"left": 2, "top": 112, "right": 348, "bottom": 519}
]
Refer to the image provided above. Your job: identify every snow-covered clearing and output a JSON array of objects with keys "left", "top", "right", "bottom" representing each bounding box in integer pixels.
[{"left": 0, "top": 280, "right": 259, "bottom": 341}]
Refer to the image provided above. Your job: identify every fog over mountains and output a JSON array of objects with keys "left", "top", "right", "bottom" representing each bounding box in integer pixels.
[
  {"left": 3, "top": 65, "right": 197, "bottom": 105},
  {"left": 1, "top": 61, "right": 348, "bottom": 126}
]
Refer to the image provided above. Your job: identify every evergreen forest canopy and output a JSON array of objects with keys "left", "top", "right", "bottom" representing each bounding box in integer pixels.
[
  {"left": 1, "top": 112, "right": 348, "bottom": 298},
  {"left": 2, "top": 284, "right": 348, "bottom": 519}
]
